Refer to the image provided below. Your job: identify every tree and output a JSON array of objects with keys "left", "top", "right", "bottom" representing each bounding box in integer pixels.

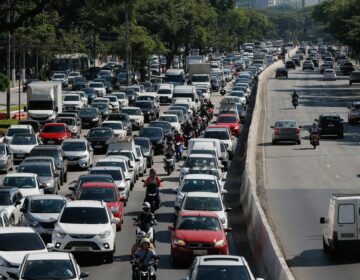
[{"left": 0, "top": 74, "right": 10, "bottom": 91}]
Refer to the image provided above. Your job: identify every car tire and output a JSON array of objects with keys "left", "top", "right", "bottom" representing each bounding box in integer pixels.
[
  {"left": 104, "top": 251, "right": 114, "bottom": 264},
  {"left": 170, "top": 252, "right": 179, "bottom": 267},
  {"left": 130, "top": 182, "right": 134, "bottom": 191},
  {"left": 339, "top": 133, "right": 344, "bottom": 139},
  {"left": 322, "top": 237, "right": 329, "bottom": 254},
  {"left": 297, "top": 140, "right": 301, "bottom": 145},
  {"left": 272, "top": 140, "right": 277, "bottom": 145},
  {"left": 64, "top": 172, "right": 68, "bottom": 183}
]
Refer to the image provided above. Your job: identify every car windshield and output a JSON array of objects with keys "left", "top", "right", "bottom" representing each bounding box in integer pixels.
[
  {"left": 134, "top": 139, "right": 150, "bottom": 152},
  {"left": 204, "top": 131, "right": 229, "bottom": 140},
  {"left": 90, "top": 169, "right": 123, "bottom": 180},
  {"left": 88, "top": 129, "right": 112, "bottom": 137},
  {"left": 135, "top": 102, "right": 152, "bottom": 109},
  {"left": 113, "top": 93, "right": 125, "bottom": 99},
  {"left": 74, "top": 77, "right": 86, "bottom": 83},
  {"left": 3, "top": 176, "right": 36, "bottom": 188},
  {"left": 184, "top": 157, "right": 216, "bottom": 168},
  {"left": 42, "top": 125, "right": 65, "bottom": 133},
  {"left": 195, "top": 265, "right": 251, "bottom": 280},
  {"left": 159, "top": 115, "right": 176, "bottom": 122},
  {"left": 30, "top": 149, "right": 60, "bottom": 161},
  {"left": 57, "top": 118, "right": 75, "bottom": 125},
  {"left": 217, "top": 116, "right": 237, "bottom": 123},
  {"left": 0, "top": 233, "right": 45, "bottom": 251},
  {"left": 30, "top": 199, "right": 65, "bottom": 213},
  {"left": 96, "top": 161, "right": 126, "bottom": 170},
  {"left": 181, "top": 179, "right": 218, "bottom": 193},
  {"left": 122, "top": 108, "right": 141, "bottom": 115},
  {"left": 0, "top": 146, "right": 5, "bottom": 154},
  {"left": 0, "top": 193, "right": 11, "bottom": 205},
  {"left": 22, "top": 260, "right": 76, "bottom": 280},
  {"left": 79, "top": 188, "right": 117, "bottom": 202},
  {"left": 158, "top": 89, "right": 171, "bottom": 95},
  {"left": 60, "top": 207, "right": 108, "bottom": 224},
  {"left": 7, "top": 128, "right": 29, "bottom": 137},
  {"left": 78, "top": 176, "right": 113, "bottom": 187},
  {"left": 150, "top": 123, "right": 170, "bottom": 131},
  {"left": 137, "top": 96, "right": 154, "bottom": 102},
  {"left": 79, "top": 108, "right": 97, "bottom": 116},
  {"left": 19, "top": 165, "right": 51, "bottom": 177},
  {"left": 64, "top": 95, "right": 80, "bottom": 101},
  {"left": 192, "top": 76, "right": 209, "bottom": 82},
  {"left": 184, "top": 197, "right": 222, "bottom": 211},
  {"left": 62, "top": 141, "right": 86, "bottom": 151},
  {"left": 89, "top": 83, "right": 103, "bottom": 88},
  {"left": 178, "top": 216, "right": 221, "bottom": 231},
  {"left": 275, "top": 121, "right": 297, "bottom": 128},
  {"left": 102, "top": 122, "right": 123, "bottom": 129},
  {"left": 11, "top": 134, "right": 37, "bottom": 145},
  {"left": 139, "top": 128, "right": 162, "bottom": 138},
  {"left": 53, "top": 74, "right": 65, "bottom": 79},
  {"left": 92, "top": 103, "right": 108, "bottom": 110}
]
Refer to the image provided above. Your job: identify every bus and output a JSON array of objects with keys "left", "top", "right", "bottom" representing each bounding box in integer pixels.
[{"left": 49, "top": 53, "right": 90, "bottom": 75}]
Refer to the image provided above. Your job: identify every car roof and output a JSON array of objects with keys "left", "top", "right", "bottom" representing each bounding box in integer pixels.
[
  {"left": 90, "top": 166, "right": 122, "bottom": 171},
  {"left": 180, "top": 210, "right": 219, "bottom": 218},
  {"left": 26, "top": 252, "right": 71, "bottom": 261},
  {"left": 197, "top": 255, "right": 247, "bottom": 266},
  {"left": 19, "top": 162, "right": 51, "bottom": 167},
  {"left": 188, "top": 154, "right": 215, "bottom": 158},
  {"left": 43, "top": 123, "right": 66, "bottom": 126},
  {"left": 32, "top": 145, "right": 61, "bottom": 150},
  {"left": 186, "top": 192, "right": 220, "bottom": 198},
  {"left": 80, "top": 182, "right": 116, "bottom": 188},
  {"left": 97, "top": 158, "right": 125, "bottom": 163},
  {"left": 0, "top": 227, "right": 36, "bottom": 234},
  {"left": 8, "top": 125, "right": 31, "bottom": 129},
  {"left": 183, "top": 174, "right": 217, "bottom": 180},
  {"left": 5, "top": 172, "right": 37, "bottom": 177},
  {"left": 218, "top": 113, "right": 237, "bottom": 117},
  {"left": 62, "top": 138, "right": 87, "bottom": 143},
  {"left": 65, "top": 200, "right": 104, "bottom": 208},
  {"left": 27, "top": 194, "right": 65, "bottom": 201}
]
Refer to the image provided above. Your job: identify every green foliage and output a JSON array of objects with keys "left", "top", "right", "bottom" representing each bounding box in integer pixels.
[{"left": 0, "top": 73, "right": 10, "bottom": 91}]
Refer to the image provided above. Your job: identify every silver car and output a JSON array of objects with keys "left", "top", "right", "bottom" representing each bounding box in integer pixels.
[
  {"left": 0, "top": 144, "right": 13, "bottom": 173},
  {"left": 56, "top": 117, "right": 81, "bottom": 138},
  {"left": 271, "top": 120, "right": 302, "bottom": 145},
  {"left": 61, "top": 139, "right": 94, "bottom": 169}
]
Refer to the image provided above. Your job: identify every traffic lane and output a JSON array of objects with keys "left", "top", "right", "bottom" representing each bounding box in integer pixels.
[{"left": 262, "top": 66, "right": 360, "bottom": 280}]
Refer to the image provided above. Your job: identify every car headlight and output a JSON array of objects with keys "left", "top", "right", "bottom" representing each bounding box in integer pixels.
[
  {"left": 92, "top": 118, "right": 99, "bottom": 121},
  {"left": 111, "top": 206, "right": 119, "bottom": 213},
  {"left": 0, "top": 257, "right": 11, "bottom": 267},
  {"left": 173, "top": 238, "right": 186, "bottom": 246},
  {"left": 99, "top": 230, "right": 111, "bottom": 239},
  {"left": 45, "top": 181, "right": 53, "bottom": 187},
  {"left": 214, "top": 239, "right": 225, "bottom": 247},
  {"left": 71, "top": 127, "right": 77, "bottom": 132},
  {"left": 220, "top": 218, "right": 226, "bottom": 224},
  {"left": 175, "top": 195, "right": 183, "bottom": 205},
  {"left": 55, "top": 231, "right": 66, "bottom": 238},
  {"left": 31, "top": 221, "right": 39, "bottom": 227},
  {"left": 79, "top": 154, "right": 87, "bottom": 159}
]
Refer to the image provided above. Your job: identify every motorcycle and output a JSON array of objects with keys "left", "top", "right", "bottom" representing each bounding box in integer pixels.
[
  {"left": 174, "top": 142, "right": 183, "bottom": 161},
  {"left": 163, "top": 154, "right": 175, "bottom": 175},
  {"left": 131, "top": 257, "right": 159, "bottom": 280},
  {"left": 143, "top": 182, "right": 161, "bottom": 213},
  {"left": 310, "top": 132, "right": 320, "bottom": 149},
  {"left": 292, "top": 96, "right": 299, "bottom": 109},
  {"left": 207, "top": 106, "right": 214, "bottom": 120},
  {"left": 183, "top": 131, "right": 194, "bottom": 148},
  {"left": 133, "top": 217, "right": 157, "bottom": 244},
  {"left": 220, "top": 87, "right": 226, "bottom": 96}
]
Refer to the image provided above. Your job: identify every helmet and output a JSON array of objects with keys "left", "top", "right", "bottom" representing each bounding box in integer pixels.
[
  {"left": 312, "top": 122, "right": 317, "bottom": 127},
  {"left": 142, "top": 202, "right": 151, "bottom": 211},
  {"left": 149, "top": 168, "right": 156, "bottom": 176},
  {"left": 141, "top": 238, "right": 151, "bottom": 246}
]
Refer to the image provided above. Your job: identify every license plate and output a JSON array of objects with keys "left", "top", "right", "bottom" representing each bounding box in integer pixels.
[
  {"left": 68, "top": 161, "right": 77, "bottom": 165},
  {"left": 83, "top": 122, "right": 89, "bottom": 125},
  {"left": 48, "top": 140, "right": 55, "bottom": 144},
  {"left": 94, "top": 145, "right": 102, "bottom": 148},
  {"left": 16, "top": 154, "right": 24, "bottom": 158},
  {"left": 328, "top": 124, "right": 334, "bottom": 127},
  {"left": 74, "top": 247, "right": 90, "bottom": 252},
  {"left": 193, "top": 250, "right": 207, "bottom": 256}
]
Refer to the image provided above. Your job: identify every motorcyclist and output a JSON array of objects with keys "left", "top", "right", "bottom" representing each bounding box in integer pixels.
[
  {"left": 131, "top": 231, "right": 155, "bottom": 255},
  {"left": 136, "top": 202, "right": 157, "bottom": 238},
  {"left": 164, "top": 142, "right": 175, "bottom": 157},
  {"left": 143, "top": 169, "right": 163, "bottom": 189},
  {"left": 183, "top": 121, "right": 193, "bottom": 136},
  {"left": 132, "top": 238, "right": 158, "bottom": 279},
  {"left": 292, "top": 90, "right": 299, "bottom": 99},
  {"left": 173, "top": 131, "right": 184, "bottom": 145},
  {"left": 310, "top": 122, "right": 320, "bottom": 134}
]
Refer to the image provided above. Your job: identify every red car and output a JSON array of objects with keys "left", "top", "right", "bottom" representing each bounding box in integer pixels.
[
  {"left": 216, "top": 113, "right": 241, "bottom": 137},
  {"left": 169, "top": 211, "right": 230, "bottom": 265},
  {"left": 40, "top": 123, "right": 72, "bottom": 144},
  {"left": 75, "top": 182, "right": 125, "bottom": 231}
]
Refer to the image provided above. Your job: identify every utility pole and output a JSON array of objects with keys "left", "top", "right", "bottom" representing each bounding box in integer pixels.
[
  {"left": 92, "top": 23, "right": 96, "bottom": 67},
  {"left": 125, "top": 0, "right": 129, "bottom": 86},
  {"left": 6, "top": 0, "right": 11, "bottom": 119}
]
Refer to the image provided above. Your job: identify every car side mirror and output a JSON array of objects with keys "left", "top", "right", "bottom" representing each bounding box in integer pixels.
[
  {"left": 112, "top": 218, "right": 120, "bottom": 224},
  {"left": 174, "top": 205, "right": 181, "bottom": 211},
  {"left": 80, "top": 272, "right": 90, "bottom": 279},
  {"left": 224, "top": 227, "right": 232, "bottom": 232},
  {"left": 225, "top": 208, "right": 232, "bottom": 212},
  {"left": 320, "top": 217, "right": 326, "bottom": 224},
  {"left": 270, "top": 125, "right": 274, "bottom": 128}
]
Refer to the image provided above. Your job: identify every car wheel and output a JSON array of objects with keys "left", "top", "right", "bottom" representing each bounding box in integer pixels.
[
  {"left": 272, "top": 140, "right": 277, "bottom": 145},
  {"left": 130, "top": 182, "right": 134, "bottom": 191},
  {"left": 322, "top": 237, "right": 329, "bottom": 254},
  {"left": 339, "top": 133, "right": 344, "bottom": 139},
  {"left": 64, "top": 172, "right": 68, "bottom": 183},
  {"left": 104, "top": 251, "right": 114, "bottom": 264},
  {"left": 297, "top": 140, "right": 301, "bottom": 145},
  {"left": 170, "top": 252, "right": 179, "bottom": 267}
]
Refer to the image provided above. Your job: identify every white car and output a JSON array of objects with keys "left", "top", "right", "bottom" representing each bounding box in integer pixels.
[
  {"left": 158, "top": 114, "right": 181, "bottom": 133},
  {"left": 61, "top": 139, "right": 94, "bottom": 169},
  {"left": 101, "top": 121, "right": 127, "bottom": 140},
  {"left": 111, "top": 92, "right": 128, "bottom": 108},
  {"left": 323, "top": 69, "right": 337, "bottom": 81},
  {"left": 103, "top": 95, "right": 120, "bottom": 111},
  {"left": 3, "top": 125, "right": 34, "bottom": 144},
  {"left": 77, "top": 91, "right": 88, "bottom": 107},
  {"left": 177, "top": 192, "right": 230, "bottom": 228},
  {"left": 51, "top": 200, "right": 118, "bottom": 263},
  {"left": 121, "top": 107, "right": 144, "bottom": 129},
  {"left": 174, "top": 174, "right": 226, "bottom": 210},
  {"left": 0, "top": 227, "right": 47, "bottom": 279},
  {"left": 9, "top": 133, "right": 40, "bottom": 163},
  {"left": 195, "top": 85, "right": 211, "bottom": 101},
  {"left": 88, "top": 166, "right": 129, "bottom": 203},
  {"left": 0, "top": 187, "right": 24, "bottom": 225},
  {"left": 92, "top": 97, "right": 110, "bottom": 108},
  {"left": 2, "top": 173, "right": 44, "bottom": 197},
  {"left": 52, "top": 73, "right": 68, "bottom": 87},
  {"left": 67, "top": 72, "right": 81, "bottom": 84},
  {"left": 18, "top": 252, "right": 89, "bottom": 280},
  {"left": 63, "top": 93, "right": 83, "bottom": 111},
  {"left": 203, "top": 127, "right": 234, "bottom": 157},
  {"left": 135, "top": 145, "right": 147, "bottom": 176},
  {"left": 107, "top": 150, "right": 140, "bottom": 181},
  {"left": 88, "top": 82, "right": 106, "bottom": 97}
]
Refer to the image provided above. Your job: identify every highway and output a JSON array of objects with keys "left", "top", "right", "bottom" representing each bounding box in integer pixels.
[{"left": 258, "top": 63, "right": 360, "bottom": 280}]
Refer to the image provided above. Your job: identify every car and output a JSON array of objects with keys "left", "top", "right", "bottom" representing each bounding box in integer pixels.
[
  {"left": 72, "top": 76, "right": 88, "bottom": 91},
  {"left": 85, "top": 127, "right": 116, "bottom": 153},
  {"left": 62, "top": 93, "right": 83, "bottom": 111},
  {"left": 285, "top": 60, "right": 296, "bottom": 69},
  {"left": 75, "top": 182, "right": 125, "bottom": 230},
  {"left": 17, "top": 162, "right": 60, "bottom": 194},
  {"left": 17, "top": 120, "right": 41, "bottom": 135},
  {"left": 134, "top": 137, "right": 154, "bottom": 168},
  {"left": 349, "top": 70, "right": 360, "bottom": 85},
  {"left": 51, "top": 200, "right": 118, "bottom": 263},
  {"left": 348, "top": 101, "right": 360, "bottom": 124},
  {"left": 22, "top": 77, "right": 39, "bottom": 92},
  {"left": 216, "top": 114, "right": 241, "bottom": 137},
  {"left": 174, "top": 174, "right": 226, "bottom": 210},
  {"left": 88, "top": 166, "right": 129, "bottom": 204},
  {"left": 3, "top": 172, "right": 44, "bottom": 196},
  {"left": 9, "top": 133, "right": 41, "bottom": 164},
  {"left": 61, "top": 139, "right": 94, "bottom": 170},
  {"left": 169, "top": 211, "right": 230, "bottom": 265},
  {"left": 56, "top": 116, "right": 81, "bottom": 138},
  {"left": 103, "top": 95, "right": 120, "bottom": 112},
  {"left": 323, "top": 69, "right": 337, "bottom": 81},
  {"left": 51, "top": 73, "right": 68, "bottom": 87},
  {"left": 0, "top": 227, "right": 48, "bottom": 280},
  {"left": 315, "top": 113, "right": 344, "bottom": 138},
  {"left": 0, "top": 187, "right": 23, "bottom": 225},
  {"left": 88, "top": 82, "right": 106, "bottom": 96},
  {"left": 91, "top": 102, "right": 110, "bottom": 118},
  {"left": 275, "top": 67, "right": 288, "bottom": 78},
  {"left": 0, "top": 143, "right": 13, "bottom": 173},
  {"left": 20, "top": 195, "right": 67, "bottom": 241},
  {"left": 105, "top": 149, "right": 140, "bottom": 181},
  {"left": 67, "top": 72, "right": 81, "bottom": 84},
  {"left": 56, "top": 112, "right": 81, "bottom": 127},
  {"left": 164, "top": 110, "right": 185, "bottom": 124},
  {"left": 121, "top": 107, "right": 144, "bottom": 129},
  {"left": 3, "top": 124, "right": 34, "bottom": 144},
  {"left": 29, "top": 145, "right": 68, "bottom": 185},
  {"left": 158, "top": 114, "right": 181, "bottom": 133},
  {"left": 157, "top": 84, "right": 174, "bottom": 104},
  {"left": 39, "top": 123, "right": 72, "bottom": 145},
  {"left": 302, "top": 60, "right": 314, "bottom": 70},
  {"left": 101, "top": 121, "right": 127, "bottom": 140},
  {"left": 78, "top": 107, "right": 102, "bottom": 128},
  {"left": 292, "top": 57, "right": 301, "bottom": 66},
  {"left": 111, "top": 92, "right": 129, "bottom": 108},
  {"left": 342, "top": 62, "right": 355, "bottom": 75},
  {"left": 106, "top": 113, "right": 132, "bottom": 135},
  {"left": 149, "top": 121, "right": 173, "bottom": 140},
  {"left": 138, "top": 127, "right": 164, "bottom": 155},
  {"left": 183, "top": 255, "right": 264, "bottom": 280},
  {"left": 134, "top": 101, "right": 159, "bottom": 123},
  {"left": 320, "top": 62, "right": 333, "bottom": 74},
  {"left": 18, "top": 252, "right": 89, "bottom": 280},
  {"left": 134, "top": 145, "right": 147, "bottom": 176},
  {"left": 136, "top": 93, "right": 160, "bottom": 109},
  {"left": 271, "top": 120, "right": 301, "bottom": 145},
  {"left": 0, "top": 209, "right": 11, "bottom": 227},
  {"left": 68, "top": 174, "right": 114, "bottom": 198},
  {"left": 176, "top": 192, "right": 230, "bottom": 227}
]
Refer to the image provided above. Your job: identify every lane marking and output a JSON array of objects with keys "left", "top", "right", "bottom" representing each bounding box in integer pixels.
[{"left": 326, "top": 164, "right": 331, "bottom": 168}]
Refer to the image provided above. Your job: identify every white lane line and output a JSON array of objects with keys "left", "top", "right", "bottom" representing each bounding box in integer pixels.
[
  {"left": 335, "top": 174, "right": 340, "bottom": 178},
  {"left": 326, "top": 164, "right": 331, "bottom": 168}
]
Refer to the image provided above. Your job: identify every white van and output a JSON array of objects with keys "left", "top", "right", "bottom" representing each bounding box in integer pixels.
[
  {"left": 187, "top": 139, "right": 222, "bottom": 160},
  {"left": 173, "top": 85, "right": 199, "bottom": 111},
  {"left": 157, "top": 84, "right": 174, "bottom": 104},
  {"left": 320, "top": 194, "right": 360, "bottom": 256}
]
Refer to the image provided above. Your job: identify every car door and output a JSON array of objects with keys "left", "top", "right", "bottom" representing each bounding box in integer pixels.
[
  {"left": 5, "top": 144, "right": 12, "bottom": 168},
  {"left": 336, "top": 201, "right": 358, "bottom": 241},
  {"left": 13, "top": 192, "right": 23, "bottom": 224}
]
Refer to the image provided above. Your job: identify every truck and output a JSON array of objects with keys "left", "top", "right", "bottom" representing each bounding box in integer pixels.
[
  {"left": 25, "top": 81, "right": 62, "bottom": 124},
  {"left": 185, "top": 55, "right": 207, "bottom": 72},
  {"left": 188, "top": 63, "right": 211, "bottom": 88}
]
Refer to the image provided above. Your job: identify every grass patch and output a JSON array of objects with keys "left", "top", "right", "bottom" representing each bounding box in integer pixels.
[
  {"left": 0, "top": 104, "right": 25, "bottom": 113},
  {"left": 0, "top": 119, "right": 19, "bottom": 125}
]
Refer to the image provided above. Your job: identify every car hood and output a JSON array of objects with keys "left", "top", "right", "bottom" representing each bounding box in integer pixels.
[
  {"left": 56, "top": 223, "right": 110, "bottom": 235},
  {"left": 216, "top": 122, "right": 238, "bottom": 129},
  {"left": 64, "top": 151, "right": 86, "bottom": 157},
  {"left": 175, "top": 230, "right": 225, "bottom": 243},
  {"left": 1, "top": 249, "right": 48, "bottom": 266},
  {"left": 63, "top": 101, "right": 81, "bottom": 105},
  {"left": 146, "top": 136, "right": 162, "bottom": 143},
  {"left": 9, "top": 144, "right": 35, "bottom": 153},
  {"left": 27, "top": 212, "right": 59, "bottom": 222},
  {"left": 40, "top": 132, "right": 67, "bottom": 138},
  {"left": 87, "top": 136, "right": 111, "bottom": 142},
  {"left": 19, "top": 188, "right": 42, "bottom": 197},
  {"left": 128, "top": 115, "right": 142, "bottom": 120}
]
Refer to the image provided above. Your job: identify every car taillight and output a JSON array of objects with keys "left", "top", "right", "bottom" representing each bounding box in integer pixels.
[
  {"left": 332, "top": 231, "right": 338, "bottom": 242},
  {"left": 295, "top": 128, "right": 301, "bottom": 134},
  {"left": 274, "top": 128, "right": 280, "bottom": 135}
]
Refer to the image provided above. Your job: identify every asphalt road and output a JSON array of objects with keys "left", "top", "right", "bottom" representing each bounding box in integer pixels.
[{"left": 259, "top": 63, "right": 360, "bottom": 280}]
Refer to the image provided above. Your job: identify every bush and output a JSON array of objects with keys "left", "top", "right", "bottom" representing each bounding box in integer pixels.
[{"left": 0, "top": 73, "right": 10, "bottom": 91}]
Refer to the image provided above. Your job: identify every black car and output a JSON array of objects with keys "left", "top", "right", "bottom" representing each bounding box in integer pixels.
[
  {"left": 350, "top": 70, "right": 360, "bottom": 85},
  {"left": 82, "top": 88, "right": 97, "bottom": 105},
  {"left": 72, "top": 77, "right": 87, "bottom": 91},
  {"left": 149, "top": 121, "right": 173, "bottom": 140},
  {"left": 106, "top": 112, "right": 132, "bottom": 135},
  {"left": 138, "top": 127, "right": 164, "bottom": 155},
  {"left": 78, "top": 107, "right": 101, "bottom": 128},
  {"left": 134, "top": 137, "right": 154, "bottom": 168},
  {"left": 134, "top": 101, "right": 159, "bottom": 123},
  {"left": 29, "top": 145, "right": 68, "bottom": 185},
  {"left": 316, "top": 114, "right": 344, "bottom": 138},
  {"left": 91, "top": 103, "right": 109, "bottom": 118},
  {"left": 85, "top": 67, "right": 101, "bottom": 80},
  {"left": 275, "top": 68, "right": 288, "bottom": 78},
  {"left": 292, "top": 57, "right": 301, "bottom": 67},
  {"left": 342, "top": 62, "right": 355, "bottom": 76},
  {"left": 86, "top": 127, "right": 116, "bottom": 153},
  {"left": 285, "top": 61, "right": 296, "bottom": 69},
  {"left": 124, "top": 88, "right": 137, "bottom": 106},
  {"left": 311, "top": 59, "right": 319, "bottom": 68}
]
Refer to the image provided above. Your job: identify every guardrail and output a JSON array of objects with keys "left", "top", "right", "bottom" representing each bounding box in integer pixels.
[{"left": 240, "top": 51, "right": 297, "bottom": 280}]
